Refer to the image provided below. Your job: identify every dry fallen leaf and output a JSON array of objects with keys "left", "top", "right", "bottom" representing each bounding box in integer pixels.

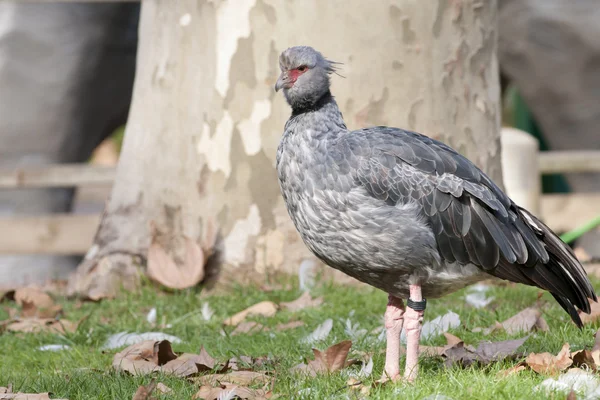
[
  {"left": 224, "top": 301, "right": 278, "bottom": 326},
  {"left": 346, "top": 378, "right": 371, "bottom": 396},
  {"left": 231, "top": 322, "right": 266, "bottom": 336},
  {"left": 132, "top": 380, "right": 157, "bottom": 400},
  {"left": 11, "top": 288, "right": 62, "bottom": 319},
  {"left": 474, "top": 308, "right": 547, "bottom": 335},
  {"left": 193, "top": 371, "right": 271, "bottom": 387},
  {"left": 227, "top": 355, "right": 273, "bottom": 372},
  {"left": 275, "top": 321, "right": 305, "bottom": 331},
  {"left": 160, "top": 349, "right": 224, "bottom": 377},
  {"left": 572, "top": 349, "right": 597, "bottom": 371},
  {"left": 593, "top": 329, "right": 600, "bottom": 353},
  {"left": 496, "top": 362, "right": 527, "bottom": 378},
  {"left": 113, "top": 341, "right": 224, "bottom": 378},
  {"left": 279, "top": 292, "right": 323, "bottom": 312},
  {"left": 293, "top": 340, "right": 352, "bottom": 376},
  {"left": 6, "top": 318, "right": 78, "bottom": 334},
  {"left": 147, "top": 234, "right": 205, "bottom": 290},
  {"left": 525, "top": 343, "right": 573, "bottom": 375},
  {"left": 443, "top": 336, "right": 528, "bottom": 367},
  {"left": 113, "top": 340, "right": 178, "bottom": 376},
  {"left": 156, "top": 383, "right": 171, "bottom": 394},
  {"left": 0, "top": 386, "right": 67, "bottom": 400}
]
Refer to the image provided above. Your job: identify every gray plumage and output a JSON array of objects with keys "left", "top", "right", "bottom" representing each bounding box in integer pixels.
[{"left": 275, "top": 46, "right": 596, "bottom": 326}]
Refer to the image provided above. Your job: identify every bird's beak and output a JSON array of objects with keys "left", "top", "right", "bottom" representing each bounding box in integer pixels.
[{"left": 275, "top": 72, "right": 290, "bottom": 92}]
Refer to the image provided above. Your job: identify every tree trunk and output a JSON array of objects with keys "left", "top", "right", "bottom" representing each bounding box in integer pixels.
[{"left": 69, "top": 0, "right": 501, "bottom": 298}]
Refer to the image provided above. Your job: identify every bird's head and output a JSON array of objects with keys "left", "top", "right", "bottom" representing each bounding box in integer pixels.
[{"left": 275, "top": 46, "right": 339, "bottom": 110}]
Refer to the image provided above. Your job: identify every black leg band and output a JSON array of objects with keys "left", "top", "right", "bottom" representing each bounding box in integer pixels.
[{"left": 407, "top": 298, "right": 427, "bottom": 311}]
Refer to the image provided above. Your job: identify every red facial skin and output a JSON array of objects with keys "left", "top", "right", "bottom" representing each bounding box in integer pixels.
[{"left": 288, "top": 66, "right": 308, "bottom": 87}]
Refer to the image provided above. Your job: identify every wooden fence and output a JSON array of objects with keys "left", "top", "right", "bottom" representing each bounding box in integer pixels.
[{"left": 0, "top": 150, "right": 598, "bottom": 255}]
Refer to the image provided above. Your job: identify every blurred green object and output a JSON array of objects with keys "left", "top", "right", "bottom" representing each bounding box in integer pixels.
[
  {"left": 560, "top": 215, "right": 600, "bottom": 244},
  {"left": 112, "top": 125, "right": 126, "bottom": 152},
  {"left": 508, "top": 86, "right": 570, "bottom": 194}
]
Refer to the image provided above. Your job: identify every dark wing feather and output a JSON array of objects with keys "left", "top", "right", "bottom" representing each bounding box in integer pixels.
[{"left": 346, "top": 127, "right": 596, "bottom": 326}]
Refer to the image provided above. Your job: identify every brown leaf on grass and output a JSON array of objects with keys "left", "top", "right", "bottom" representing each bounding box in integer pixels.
[
  {"left": 0, "top": 386, "right": 67, "bottom": 400},
  {"left": 161, "top": 349, "right": 226, "bottom": 377},
  {"left": 590, "top": 329, "right": 600, "bottom": 367},
  {"left": 113, "top": 340, "right": 177, "bottom": 376},
  {"left": 293, "top": 340, "right": 352, "bottom": 376},
  {"left": 275, "top": 321, "right": 305, "bottom": 331},
  {"left": 147, "top": 235, "right": 205, "bottom": 290},
  {"left": 408, "top": 333, "right": 462, "bottom": 358},
  {"left": 525, "top": 343, "right": 573, "bottom": 375},
  {"left": 132, "top": 380, "right": 157, "bottom": 400},
  {"left": 155, "top": 383, "right": 171, "bottom": 394},
  {"left": 496, "top": 362, "right": 527, "bottom": 378},
  {"left": 346, "top": 378, "right": 371, "bottom": 396},
  {"left": 443, "top": 336, "right": 529, "bottom": 367},
  {"left": 6, "top": 318, "right": 78, "bottom": 334},
  {"left": 443, "top": 333, "right": 463, "bottom": 347},
  {"left": 571, "top": 350, "right": 597, "bottom": 371},
  {"left": 474, "top": 308, "right": 548, "bottom": 335},
  {"left": 11, "top": 288, "right": 62, "bottom": 319},
  {"left": 223, "top": 301, "right": 278, "bottom": 326},
  {"left": 419, "top": 346, "right": 446, "bottom": 357},
  {"left": 14, "top": 288, "right": 53, "bottom": 309},
  {"left": 231, "top": 322, "right": 266, "bottom": 336},
  {"left": 593, "top": 329, "right": 600, "bottom": 352},
  {"left": 227, "top": 356, "right": 273, "bottom": 372},
  {"left": 193, "top": 371, "right": 271, "bottom": 387},
  {"left": 279, "top": 292, "right": 323, "bottom": 312},
  {"left": 113, "top": 341, "right": 225, "bottom": 378},
  {"left": 579, "top": 300, "right": 600, "bottom": 325},
  {"left": 192, "top": 384, "right": 275, "bottom": 400}
]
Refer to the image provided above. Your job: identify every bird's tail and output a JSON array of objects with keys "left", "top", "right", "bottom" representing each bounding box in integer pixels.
[{"left": 518, "top": 208, "right": 596, "bottom": 327}]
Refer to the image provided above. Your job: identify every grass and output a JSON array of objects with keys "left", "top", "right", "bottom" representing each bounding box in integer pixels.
[{"left": 1, "top": 275, "right": 599, "bottom": 400}]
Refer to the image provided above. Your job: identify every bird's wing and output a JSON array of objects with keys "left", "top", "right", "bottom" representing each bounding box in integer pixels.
[{"left": 340, "top": 127, "right": 595, "bottom": 323}]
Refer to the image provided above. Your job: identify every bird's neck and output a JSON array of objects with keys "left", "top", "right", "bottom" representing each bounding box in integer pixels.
[
  {"left": 290, "top": 90, "right": 335, "bottom": 115},
  {"left": 288, "top": 91, "right": 347, "bottom": 134}
]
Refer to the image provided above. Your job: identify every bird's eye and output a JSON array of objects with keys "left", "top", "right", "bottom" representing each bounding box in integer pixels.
[{"left": 297, "top": 66, "right": 308, "bottom": 72}]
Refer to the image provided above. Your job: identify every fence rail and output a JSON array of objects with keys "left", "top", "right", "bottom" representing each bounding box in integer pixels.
[
  {"left": 0, "top": 150, "right": 597, "bottom": 190},
  {"left": 0, "top": 148, "right": 597, "bottom": 255},
  {"left": 0, "top": 214, "right": 100, "bottom": 255},
  {"left": 0, "top": 164, "right": 115, "bottom": 189},
  {"left": 538, "top": 151, "right": 600, "bottom": 174}
]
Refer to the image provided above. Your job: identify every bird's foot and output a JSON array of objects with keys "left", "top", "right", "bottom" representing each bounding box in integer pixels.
[{"left": 376, "top": 373, "right": 415, "bottom": 385}]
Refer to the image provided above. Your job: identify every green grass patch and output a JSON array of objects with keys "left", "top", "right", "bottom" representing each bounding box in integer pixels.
[{"left": 1, "top": 276, "right": 598, "bottom": 399}]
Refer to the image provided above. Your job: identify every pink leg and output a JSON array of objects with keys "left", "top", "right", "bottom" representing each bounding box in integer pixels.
[
  {"left": 404, "top": 284, "right": 425, "bottom": 382},
  {"left": 382, "top": 295, "right": 405, "bottom": 381}
]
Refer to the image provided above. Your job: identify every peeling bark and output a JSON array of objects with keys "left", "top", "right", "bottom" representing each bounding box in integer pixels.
[{"left": 69, "top": 0, "right": 501, "bottom": 296}]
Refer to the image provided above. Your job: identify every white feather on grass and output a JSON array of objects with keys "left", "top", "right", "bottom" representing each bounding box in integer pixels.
[
  {"left": 146, "top": 308, "right": 157, "bottom": 325},
  {"left": 201, "top": 302, "right": 214, "bottom": 321},
  {"left": 302, "top": 319, "right": 333, "bottom": 344},
  {"left": 401, "top": 311, "right": 460, "bottom": 343},
  {"left": 38, "top": 344, "right": 70, "bottom": 352},
  {"left": 298, "top": 259, "right": 317, "bottom": 292},
  {"left": 102, "top": 331, "right": 182, "bottom": 350}
]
